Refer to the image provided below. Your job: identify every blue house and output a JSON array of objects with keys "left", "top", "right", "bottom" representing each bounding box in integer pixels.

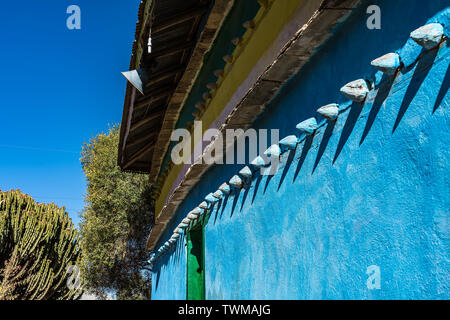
[{"left": 119, "top": 0, "right": 449, "bottom": 299}]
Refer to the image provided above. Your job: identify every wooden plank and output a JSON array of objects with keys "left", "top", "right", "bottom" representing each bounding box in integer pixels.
[
  {"left": 126, "top": 131, "right": 159, "bottom": 150},
  {"left": 124, "top": 143, "right": 155, "bottom": 170},
  {"left": 151, "top": 6, "right": 209, "bottom": 34},
  {"left": 130, "top": 110, "right": 165, "bottom": 133},
  {"left": 148, "top": 39, "right": 196, "bottom": 59},
  {"left": 145, "top": 64, "right": 186, "bottom": 87},
  {"left": 134, "top": 87, "right": 174, "bottom": 110}
]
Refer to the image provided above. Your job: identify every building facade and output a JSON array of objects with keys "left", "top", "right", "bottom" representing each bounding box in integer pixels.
[{"left": 119, "top": 0, "right": 449, "bottom": 299}]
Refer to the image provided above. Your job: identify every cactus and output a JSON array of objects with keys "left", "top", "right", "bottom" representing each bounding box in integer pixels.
[{"left": 0, "top": 190, "right": 82, "bottom": 300}]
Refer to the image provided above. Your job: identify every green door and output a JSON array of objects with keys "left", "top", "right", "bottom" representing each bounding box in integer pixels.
[{"left": 186, "top": 226, "right": 205, "bottom": 300}]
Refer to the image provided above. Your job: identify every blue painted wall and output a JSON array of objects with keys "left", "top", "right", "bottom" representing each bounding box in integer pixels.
[{"left": 151, "top": 0, "right": 450, "bottom": 300}]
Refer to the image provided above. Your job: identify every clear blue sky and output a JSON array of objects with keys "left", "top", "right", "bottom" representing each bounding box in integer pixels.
[{"left": 0, "top": 1, "right": 140, "bottom": 226}]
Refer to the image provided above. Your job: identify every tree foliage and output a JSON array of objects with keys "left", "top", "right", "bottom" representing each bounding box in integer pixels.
[
  {"left": 79, "top": 125, "right": 153, "bottom": 300},
  {"left": 0, "top": 190, "right": 82, "bottom": 300}
]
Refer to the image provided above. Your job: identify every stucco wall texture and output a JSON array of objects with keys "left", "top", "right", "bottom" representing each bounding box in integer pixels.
[{"left": 152, "top": 0, "right": 450, "bottom": 300}]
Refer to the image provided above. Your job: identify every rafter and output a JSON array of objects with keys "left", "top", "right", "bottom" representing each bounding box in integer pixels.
[
  {"left": 151, "top": 6, "right": 209, "bottom": 34},
  {"left": 130, "top": 110, "right": 165, "bottom": 133},
  {"left": 124, "top": 142, "right": 155, "bottom": 170},
  {"left": 134, "top": 87, "right": 174, "bottom": 110},
  {"left": 126, "top": 131, "right": 159, "bottom": 150},
  {"left": 149, "top": 39, "right": 196, "bottom": 59},
  {"left": 145, "top": 64, "right": 186, "bottom": 88}
]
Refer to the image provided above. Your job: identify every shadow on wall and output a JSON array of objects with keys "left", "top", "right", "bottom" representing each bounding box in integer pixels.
[
  {"left": 209, "top": 39, "right": 446, "bottom": 219},
  {"left": 393, "top": 47, "right": 440, "bottom": 132},
  {"left": 153, "top": 232, "right": 185, "bottom": 292},
  {"left": 255, "top": 0, "right": 449, "bottom": 138}
]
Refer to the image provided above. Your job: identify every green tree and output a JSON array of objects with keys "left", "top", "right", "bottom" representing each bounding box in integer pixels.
[
  {"left": 0, "top": 190, "right": 82, "bottom": 300},
  {"left": 79, "top": 125, "right": 153, "bottom": 300}
]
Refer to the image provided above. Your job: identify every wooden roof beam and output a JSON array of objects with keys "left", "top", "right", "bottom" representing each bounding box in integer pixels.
[
  {"left": 126, "top": 131, "right": 159, "bottom": 150},
  {"left": 134, "top": 87, "right": 174, "bottom": 110},
  {"left": 130, "top": 110, "right": 165, "bottom": 133},
  {"left": 145, "top": 64, "right": 186, "bottom": 88},
  {"left": 149, "top": 39, "right": 196, "bottom": 59},
  {"left": 151, "top": 6, "right": 209, "bottom": 34},
  {"left": 124, "top": 142, "right": 155, "bottom": 170}
]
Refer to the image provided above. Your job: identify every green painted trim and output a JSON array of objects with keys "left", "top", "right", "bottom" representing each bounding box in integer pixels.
[{"left": 186, "top": 226, "right": 205, "bottom": 300}]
